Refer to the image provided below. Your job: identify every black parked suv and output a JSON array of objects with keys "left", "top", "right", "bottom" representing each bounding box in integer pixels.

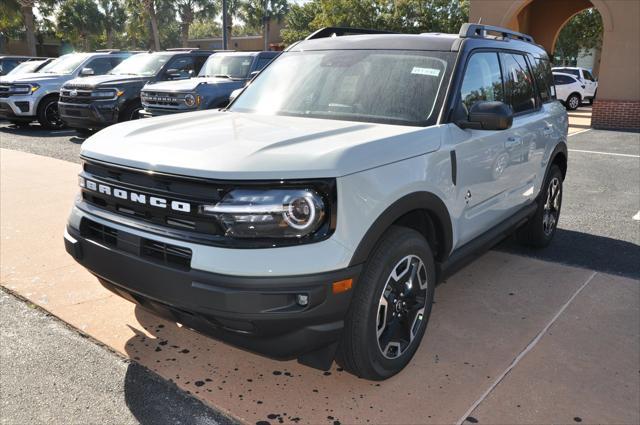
[
  {"left": 58, "top": 49, "right": 213, "bottom": 133},
  {"left": 139, "top": 51, "right": 278, "bottom": 117}
]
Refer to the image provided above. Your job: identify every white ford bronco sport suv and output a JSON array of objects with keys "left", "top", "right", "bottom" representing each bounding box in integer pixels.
[{"left": 65, "top": 24, "right": 568, "bottom": 380}]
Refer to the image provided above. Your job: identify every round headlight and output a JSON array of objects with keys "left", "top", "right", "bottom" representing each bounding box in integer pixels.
[
  {"left": 283, "top": 193, "right": 322, "bottom": 230},
  {"left": 184, "top": 94, "right": 196, "bottom": 107}
]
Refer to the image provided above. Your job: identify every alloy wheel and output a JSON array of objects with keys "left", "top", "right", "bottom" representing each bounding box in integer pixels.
[
  {"left": 45, "top": 102, "right": 63, "bottom": 128},
  {"left": 376, "top": 255, "right": 429, "bottom": 359},
  {"left": 543, "top": 177, "right": 561, "bottom": 235}
]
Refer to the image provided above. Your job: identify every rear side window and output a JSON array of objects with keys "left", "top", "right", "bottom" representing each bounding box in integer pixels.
[
  {"left": 553, "top": 74, "right": 574, "bottom": 85},
  {"left": 501, "top": 53, "right": 536, "bottom": 114},
  {"left": 460, "top": 52, "right": 504, "bottom": 111},
  {"left": 531, "top": 57, "right": 554, "bottom": 103}
]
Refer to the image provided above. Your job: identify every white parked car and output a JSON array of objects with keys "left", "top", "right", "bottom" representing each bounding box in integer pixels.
[
  {"left": 553, "top": 72, "right": 589, "bottom": 110},
  {"left": 552, "top": 66, "right": 598, "bottom": 106}
]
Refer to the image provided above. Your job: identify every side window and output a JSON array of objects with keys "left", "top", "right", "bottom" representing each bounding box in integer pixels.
[
  {"left": 255, "top": 57, "right": 274, "bottom": 72},
  {"left": 501, "top": 53, "right": 536, "bottom": 114},
  {"left": 553, "top": 74, "right": 571, "bottom": 85},
  {"left": 110, "top": 57, "right": 125, "bottom": 68},
  {"left": 531, "top": 57, "right": 554, "bottom": 103},
  {"left": 167, "top": 56, "right": 195, "bottom": 78},
  {"left": 459, "top": 52, "right": 504, "bottom": 111},
  {"left": 583, "top": 70, "right": 595, "bottom": 81},
  {"left": 86, "top": 57, "right": 116, "bottom": 75}
]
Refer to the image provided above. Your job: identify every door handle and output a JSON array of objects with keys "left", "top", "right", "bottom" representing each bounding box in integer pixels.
[{"left": 505, "top": 137, "right": 522, "bottom": 148}]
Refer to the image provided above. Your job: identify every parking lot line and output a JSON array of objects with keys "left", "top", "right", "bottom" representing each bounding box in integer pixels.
[
  {"left": 456, "top": 271, "right": 598, "bottom": 425},
  {"left": 568, "top": 148, "right": 640, "bottom": 158},
  {"left": 568, "top": 128, "right": 591, "bottom": 137}
]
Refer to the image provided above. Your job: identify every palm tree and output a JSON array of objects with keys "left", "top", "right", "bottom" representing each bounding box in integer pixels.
[
  {"left": 141, "top": 0, "right": 161, "bottom": 50},
  {"left": 99, "top": 0, "right": 126, "bottom": 48},
  {"left": 56, "top": 0, "right": 103, "bottom": 51},
  {"left": 16, "top": 0, "right": 37, "bottom": 55},
  {"left": 241, "top": 0, "right": 289, "bottom": 50},
  {"left": 176, "top": 0, "right": 218, "bottom": 47}
]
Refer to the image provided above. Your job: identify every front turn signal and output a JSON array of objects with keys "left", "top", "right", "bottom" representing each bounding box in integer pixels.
[{"left": 332, "top": 278, "right": 353, "bottom": 294}]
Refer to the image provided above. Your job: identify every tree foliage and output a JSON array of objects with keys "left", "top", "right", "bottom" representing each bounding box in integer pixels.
[
  {"left": 56, "top": 0, "right": 103, "bottom": 50},
  {"left": 553, "top": 8, "right": 603, "bottom": 66},
  {"left": 281, "top": 0, "right": 469, "bottom": 45}
]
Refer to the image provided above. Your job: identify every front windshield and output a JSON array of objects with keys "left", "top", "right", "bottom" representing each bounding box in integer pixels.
[
  {"left": 109, "top": 53, "right": 170, "bottom": 76},
  {"left": 7, "top": 60, "right": 43, "bottom": 75},
  {"left": 230, "top": 50, "right": 453, "bottom": 126},
  {"left": 41, "top": 54, "right": 88, "bottom": 74},
  {"left": 199, "top": 55, "right": 254, "bottom": 78}
]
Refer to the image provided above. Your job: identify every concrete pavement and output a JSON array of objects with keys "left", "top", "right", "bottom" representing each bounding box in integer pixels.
[{"left": 1, "top": 144, "right": 638, "bottom": 425}]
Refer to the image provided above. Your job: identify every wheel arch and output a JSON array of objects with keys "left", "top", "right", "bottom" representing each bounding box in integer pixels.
[
  {"left": 36, "top": 92, "right": 60, "bottom": 113},
  {"left": 549, "top": 141, "right": 568, "bottom": 181},
  {"left": 348, "top": 192, "right": 453, "bottom": 267}
]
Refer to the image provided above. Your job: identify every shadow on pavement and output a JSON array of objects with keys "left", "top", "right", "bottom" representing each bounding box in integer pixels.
[
  {"left": 0, "top": 123, "right": 76, "bottom": 138},
  {"left": 497, "top": 228, "right": 640, "bottom": 280},
  {"left": 123, "top": 306, "right": 238, "bottom": 425}
]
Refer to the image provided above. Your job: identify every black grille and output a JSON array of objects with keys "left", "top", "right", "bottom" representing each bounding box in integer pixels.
[
  {"left": 80, "top": 218, "right": 192, "bottom": 270},
  {"left": 141, "top": 240, "right": 192, "bottom": 270},
  {"left": 81, "top": 219, "right": 118, "bottom": 246}
]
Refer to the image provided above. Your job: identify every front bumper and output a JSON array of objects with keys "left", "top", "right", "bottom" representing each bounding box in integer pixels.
[
  {"left": 59, "top": 100, "right": 119, "bottom": 129},
  {"left": 64, "top": 220, "right": 360, "bottom": 366},
  {"left": 0, "top": 95, "right": 37, "bottom": 120}
]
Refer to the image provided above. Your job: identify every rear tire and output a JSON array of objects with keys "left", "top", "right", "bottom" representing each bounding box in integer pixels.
[
  {"left": 516, "top": 165, "right": 563, "bottom": 248},
  {"left": 565, "top": 93, "right": 581, "bottom": 110},
  {"left": 36, "top": 95, "right": 64, "bottom": 129},
  {"left": 337, "top": 226, "right": 435, "bottom": 380}
]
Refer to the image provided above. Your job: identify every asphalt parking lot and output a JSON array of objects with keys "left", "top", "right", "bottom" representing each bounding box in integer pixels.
[{"left": 1, "top": 113, "right": 639, "bottom": 424}]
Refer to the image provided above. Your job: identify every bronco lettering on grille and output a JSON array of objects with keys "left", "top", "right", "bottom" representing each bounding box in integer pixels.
[{"left": 79, "top": 176, "right": 191, "bottom": 213}]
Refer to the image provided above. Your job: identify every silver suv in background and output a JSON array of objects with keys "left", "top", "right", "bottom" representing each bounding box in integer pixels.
[{"left": 0, "top": 51, "right": 132, "bottom": 129}]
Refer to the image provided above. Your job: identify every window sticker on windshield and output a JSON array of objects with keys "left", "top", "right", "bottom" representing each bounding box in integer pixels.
[{"left": 411, "top": 67, "right": 440, "bottom": 76}]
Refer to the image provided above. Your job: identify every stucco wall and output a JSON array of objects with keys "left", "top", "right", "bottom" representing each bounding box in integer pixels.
[{"left": 470, "top": 0, "right": 640, "bottom": 103}]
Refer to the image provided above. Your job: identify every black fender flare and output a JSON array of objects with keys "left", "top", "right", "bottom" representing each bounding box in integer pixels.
[
  {"left": 547, "top": 140, "right": 568, "bottom": 181},
  {"left": 348, "top": 192, "right": 453, "bottom": 267}
]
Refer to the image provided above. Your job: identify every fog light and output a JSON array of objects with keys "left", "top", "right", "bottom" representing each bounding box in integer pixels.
[{"left": 296, "top": 294, "right": 309, "bottom": 306}]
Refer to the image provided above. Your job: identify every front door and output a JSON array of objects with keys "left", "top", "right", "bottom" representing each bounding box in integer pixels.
[{"left": 453, "top": 51, "right": 524, "bottom": 244}]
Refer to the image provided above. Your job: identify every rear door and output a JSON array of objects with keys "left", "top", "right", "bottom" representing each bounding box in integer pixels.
[
  {"left": 498, "top": 51, "right": 547, "bottom": 209},
  {"left": 582, "top": 69, "right": 597, "bottom": 97}
]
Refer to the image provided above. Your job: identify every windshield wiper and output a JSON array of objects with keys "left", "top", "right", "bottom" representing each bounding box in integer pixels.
[{"left": 214, "top": 74, "right": 232, "bottom": 79}]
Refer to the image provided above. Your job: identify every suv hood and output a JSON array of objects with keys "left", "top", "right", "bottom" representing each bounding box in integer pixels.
[
  {"left": 2, "top": 72, "right": 65, "bottom": 83},
  {"left": 81, "top": 110, "right": 442, "bottom": 180},
  {"left": 144, "top": 77, "right": 238, "bottom": 92},
  {"left": 65, "top": 74, "right": 149, "bottom": 88}
]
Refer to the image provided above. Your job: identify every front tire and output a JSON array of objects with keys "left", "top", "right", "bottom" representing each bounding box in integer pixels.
[
  {"left": 516, "top": 165, "right": 563, "bottom": 248},
  {"left": 37, "top": 96, "right": 64, "bottom": 129},
  {"left": 337, "top": 226, "right": 435, "bottom": 380}
]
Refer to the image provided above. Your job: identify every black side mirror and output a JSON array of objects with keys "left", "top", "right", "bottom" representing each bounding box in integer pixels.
[{"left": 457, "top": 101, "right": 513, "bottom": 131}]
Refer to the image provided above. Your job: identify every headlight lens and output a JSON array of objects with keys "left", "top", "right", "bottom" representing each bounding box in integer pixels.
[
  {"left": 184, "top": 93, "right": 199, "bottom": 107},
  {"left": 201, "top": 189, "right": 326, "bottom": 239},
  {"left": 11, "top": 84, "right": 33, "bottom": 94}
]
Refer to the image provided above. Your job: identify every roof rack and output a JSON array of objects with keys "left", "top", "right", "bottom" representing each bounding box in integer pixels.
[
  {"left": 306, "top": 27, "right": 397, "bottom": 40},
  {"left": 164, "top": 48, "right": 213, "bottom": 53},
  {"left": 459, "top": 23, "right": 535, "bottom": 44},
  {"left": 94, "top": 49, "right": 123, "bottom": 53}
]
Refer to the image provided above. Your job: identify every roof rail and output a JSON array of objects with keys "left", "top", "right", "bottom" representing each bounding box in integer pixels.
[
  {"left": 95, "top": 49, "right": 122, "bottom": 53},
  {"left": 459, "top": 23, "right": 535, "bottom": 44},
  {"left": 305, "top": 27, "right": 397, "bottom": 40}
]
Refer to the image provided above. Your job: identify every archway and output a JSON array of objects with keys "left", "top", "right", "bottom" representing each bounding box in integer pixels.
[{"left": 469, "top": 0, "right": 639, "bottom": 131}]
